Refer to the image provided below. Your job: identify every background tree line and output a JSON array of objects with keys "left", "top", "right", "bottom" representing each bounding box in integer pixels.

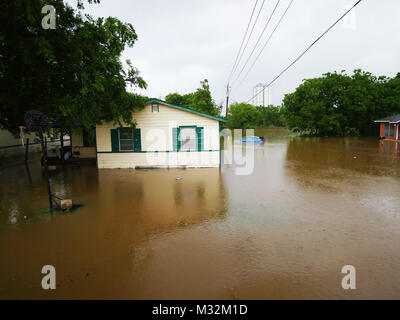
[
  {"left": 282, "top": 70, "right": 400, "bottom": 136},
  {"left": 227, "top": 103, "right": 285, "bottom": 129},
  {"left": 227, "top": 70, "right": 400, "bottom": 136}
]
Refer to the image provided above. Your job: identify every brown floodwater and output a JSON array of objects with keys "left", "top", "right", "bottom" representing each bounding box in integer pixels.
[{"left": 1, "top": 130, "right": 400, "bottom": 299}]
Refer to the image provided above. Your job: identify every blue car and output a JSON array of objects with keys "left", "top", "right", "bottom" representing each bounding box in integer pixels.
[{"left": 237, "top": 136, "right": 265, "bottom": 144}]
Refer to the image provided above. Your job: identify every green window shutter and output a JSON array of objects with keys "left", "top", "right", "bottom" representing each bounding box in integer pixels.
[
  {"left": 111, "top": 129, "right": 119, "bottom": 152},
  {"left": 177, "top": 127, "right": 181, "bottom": 151},
  {"left": 172, "top": 128, "right": 178, "bottom": 151},
  {"left": 196, "top": 127, "right": 204, "bottom": 151},
  {"left": 173, "top": 128, "right": 181, "bottom": 151},
  {"left": 133, "top": 128, "right": 141, "bottom": 152}
]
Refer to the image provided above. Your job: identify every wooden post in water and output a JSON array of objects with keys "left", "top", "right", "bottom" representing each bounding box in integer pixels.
[
  {"left": 40, "top": 131, "right": 53, "bottom": 210},
  {"left": 25, "top": 138, "right": 29, "bottom": 164}
]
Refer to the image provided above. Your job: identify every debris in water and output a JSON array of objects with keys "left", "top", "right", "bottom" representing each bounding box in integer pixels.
[
  {"left": 60, "top": 199, "right": 73, "bottom": 210},
  {"left": 176, "top": 178, "right": 183, "bottom": 181}
]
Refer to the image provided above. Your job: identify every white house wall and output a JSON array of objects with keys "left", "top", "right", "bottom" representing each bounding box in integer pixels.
[{"left": 96, "top": 102, "right": 221, "bottom": 168}]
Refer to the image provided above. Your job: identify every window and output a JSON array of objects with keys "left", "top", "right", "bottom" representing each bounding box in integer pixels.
[
  {"left": 384, "top": 123, "right": 395, "bottom": 137},
  {"left": 152, "top": 103, "right": 159, "bottom": 112},
  {"left": 180, "top": 127, "right": 197, "bottom": 151},
  {"left": 119, "top": 128, "right": 134, "bottom": 151},
  {"left": 172, "top": 126, "right": 203, "bottom": 152}
]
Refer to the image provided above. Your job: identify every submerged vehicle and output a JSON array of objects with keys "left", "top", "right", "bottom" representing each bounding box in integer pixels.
[{"left": 237, "top": 136, "right": 265, "bottom": 144}]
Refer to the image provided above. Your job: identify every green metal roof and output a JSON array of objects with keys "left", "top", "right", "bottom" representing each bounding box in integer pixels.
[{"left": 146, "top": 99, "right": 228, "bottom": 122}]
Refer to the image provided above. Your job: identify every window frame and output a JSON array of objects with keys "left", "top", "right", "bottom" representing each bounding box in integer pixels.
[
  {"left": 151, "top": 103, "right": 160, "bottom": 112},
  {"left": 118, "top": 127, "right": 134, "bottom": 152},
  {"left": 179, "top": 126, "right": 198, "bottom": 152}
]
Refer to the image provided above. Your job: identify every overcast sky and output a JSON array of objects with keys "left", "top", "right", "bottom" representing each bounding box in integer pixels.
[{"left": 71, "top": 0, "right": 400, "bottom": 109}]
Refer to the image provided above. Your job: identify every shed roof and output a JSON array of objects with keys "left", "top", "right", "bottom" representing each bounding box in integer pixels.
[
  {"left": 374, "top": 114, "right": 400, "bottom": 123},
  {"left": 146, "top": 99, "right": 228, "bottom": 123}
]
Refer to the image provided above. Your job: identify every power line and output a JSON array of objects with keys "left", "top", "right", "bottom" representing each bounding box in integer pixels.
[
  {"left": 226, "top": 0, "right": 259, "bottom": 85},
  {"left": 237, "top": 0, "right": 295, "bottom": 88},
  {"left": 230, "top": 0, "right": 267, "bottom": 81},
  {"left": 231, "top": 0, "right": 281, "bottom": 87},
  {"left": 246, "top": 0, "right": 363, "bottom": 103},
  {"left": 222, "top": 0, "right": 266, "bottom": 111}
]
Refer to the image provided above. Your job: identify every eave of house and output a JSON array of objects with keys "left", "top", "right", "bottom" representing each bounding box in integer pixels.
[{"left": 374, "top": 120, "right": 400, "bottom": 124}]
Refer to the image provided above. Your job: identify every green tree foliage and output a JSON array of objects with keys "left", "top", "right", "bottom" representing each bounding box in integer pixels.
[
  {"left": 227, "top": 102, "right": 285, "bottom": 128},
  {"left": 227, "top": 103, "right": 260, "bottom": 129},
  {"left": 0, "top": 0, "right": 147, "bottom": 134},
  {"left": 165, "top": 80, "right": 221, "bottom": 117},
  {"left": 257, "top": 105, "right": 285, "bottom": 127},
  {"left": 283, "top": 70, "right": 400, "bottom": 136}
]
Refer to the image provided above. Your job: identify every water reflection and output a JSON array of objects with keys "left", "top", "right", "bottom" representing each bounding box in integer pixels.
[
  {"left": 379, "top": 140, "right": 400, "bottom": 165},
  {"left": 286, "top": 137, "right": 400, "bottom": 177},
  {"left": 95, "top": 168, "right": 227, "bottom": 232}
]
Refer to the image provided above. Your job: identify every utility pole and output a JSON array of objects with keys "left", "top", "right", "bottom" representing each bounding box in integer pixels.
[{"left": 225, "top": 84, "right": 231, "bottom": 118}]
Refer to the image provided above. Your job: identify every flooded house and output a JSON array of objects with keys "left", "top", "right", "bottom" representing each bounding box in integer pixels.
[
  {"left": 72, "top": 99, "right": 227, "bottom": 168},
  {"left": 375, "top": 114, "right": 400, "bottom": 141}
]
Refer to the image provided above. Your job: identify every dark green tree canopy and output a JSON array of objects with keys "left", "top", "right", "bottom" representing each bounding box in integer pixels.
[
  {"left": 257, "top": 105, "right": 285, "bottom": 128},
  {"left": 227, "top": 103, "right": 260, "bottom": 129},
  {"left": 283, "top": 70, "right": 400, "bottom": 136},
  {"left": 226, "top": 102, "right": 285, "bottom": 129},
  {"left": 0, "top": 0, "right": 147, "bottom": 134},
  {"left": 165, "top": 79, "right": 221, "bottom": 117}
]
